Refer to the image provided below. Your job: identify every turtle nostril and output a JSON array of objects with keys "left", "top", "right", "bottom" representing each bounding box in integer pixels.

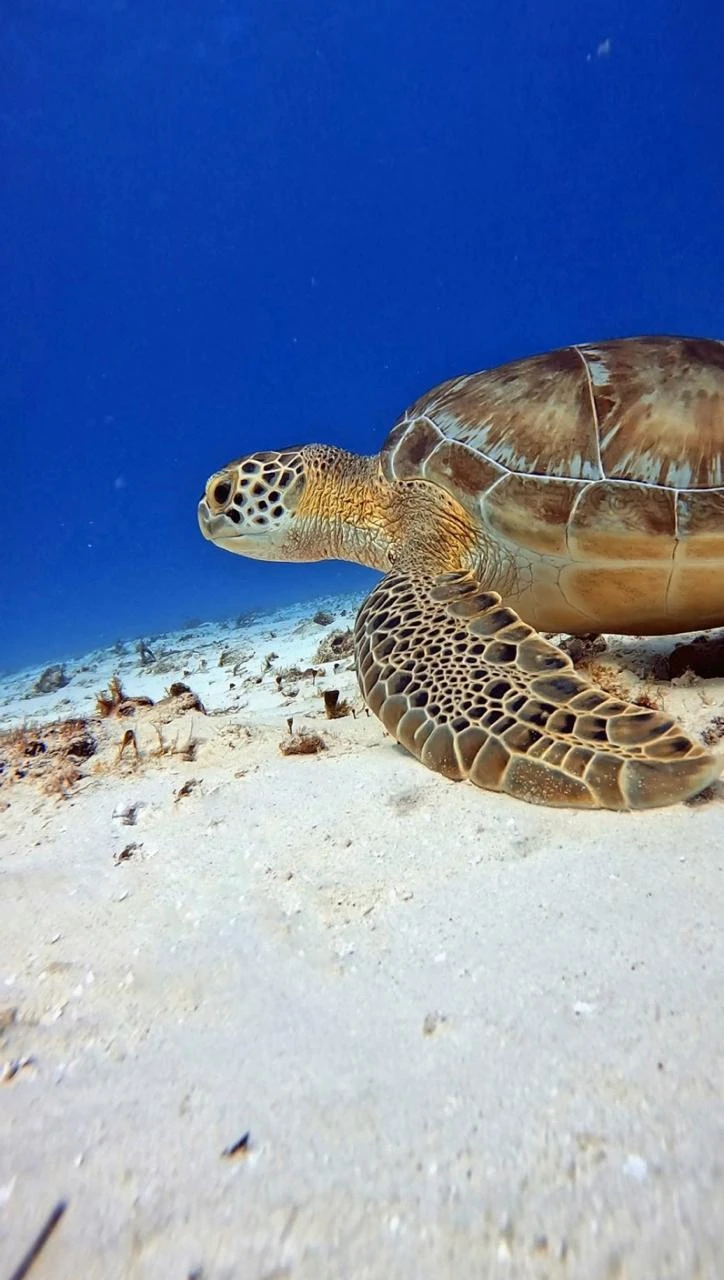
[{"left": 213, "top": 480, "right": 232, "bottom": 506}]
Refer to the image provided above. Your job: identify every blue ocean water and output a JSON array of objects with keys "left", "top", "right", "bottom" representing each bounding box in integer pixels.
[{"left": 1, "top": 1, "right": 722, "bottom": 674}]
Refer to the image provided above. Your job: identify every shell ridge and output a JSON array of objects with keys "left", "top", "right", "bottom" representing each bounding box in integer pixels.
[{"left": 573, "top": 344, "right": 606, "bottom": 481}]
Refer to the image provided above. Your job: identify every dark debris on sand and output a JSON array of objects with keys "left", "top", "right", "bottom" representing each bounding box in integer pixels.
[
  {"left": 29, "top": 664, "right": 70, "bottom": 696},
  {"left": 667, "top": 634, "right": 724, "bottom": 682}
]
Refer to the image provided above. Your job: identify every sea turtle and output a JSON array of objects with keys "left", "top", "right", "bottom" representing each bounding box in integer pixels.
[{"left": 198, "top": 335, "right": 724, "bottom": 810}]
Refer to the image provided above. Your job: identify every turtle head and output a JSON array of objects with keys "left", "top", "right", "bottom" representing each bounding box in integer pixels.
[
  {"left": 198, "top": 447, "right": 314, "bottom": 561},
  {"left": 198, "top": 443, "right": 393, "bottom": 566}
]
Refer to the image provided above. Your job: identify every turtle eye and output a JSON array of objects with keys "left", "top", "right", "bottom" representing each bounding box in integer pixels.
[{"left": 387, "top": 547, "right": 398, "bottom": 567}]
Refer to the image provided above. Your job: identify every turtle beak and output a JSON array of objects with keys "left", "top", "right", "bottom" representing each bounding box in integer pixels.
[
  {"left": 197, "top": 496, "right": 230, "bottom": 542},
  {"left": 197, "top": 497, "right": 212, "bottom": 540},
  {"left": 198, "top": 494, "right": 257, "bottom": 549}
]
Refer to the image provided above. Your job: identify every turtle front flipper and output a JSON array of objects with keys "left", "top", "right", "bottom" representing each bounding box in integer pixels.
[{"left": 354, "top": 571, "right": 722, "bottom": 810}]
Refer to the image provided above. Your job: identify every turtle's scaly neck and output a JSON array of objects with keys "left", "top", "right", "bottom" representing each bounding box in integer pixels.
[{"left": 294, "top": 446, "right": 478, "bottom": 573}]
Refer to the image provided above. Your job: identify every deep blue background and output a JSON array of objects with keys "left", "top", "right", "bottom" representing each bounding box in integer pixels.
[{"left": 2, "top": 0, "right": 723, "bottom": 671}]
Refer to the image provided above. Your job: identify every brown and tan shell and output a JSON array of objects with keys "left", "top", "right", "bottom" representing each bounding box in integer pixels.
[{"left": 381, "top": 336, "right": 724, "bottom": 635}]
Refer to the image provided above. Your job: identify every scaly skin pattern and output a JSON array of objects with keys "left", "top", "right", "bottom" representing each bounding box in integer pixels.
[{"left": 355, "top": 571, "right": 721, "bottom": 810}]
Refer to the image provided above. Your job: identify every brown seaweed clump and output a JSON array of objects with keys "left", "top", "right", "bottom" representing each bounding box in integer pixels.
[
  {"left": 95, "top": 675, "right": 154, "bottom": 718},
  {"left": 313, "top": 629, "right": 354, "bottom": 664},
  {"left": 1, "top": 674, "right": 207, "bottom": 801},
  {"left": 0, "top": 719, "right": 97, "bottom": 796},
  {"left": 701, "top": 715, "right": 724, "bottom": 747},
  {"left": 278, "top": 729, "right": 326, "bottom": 757},
  {"left": 162, "top": 683, "right": 206, "bottom": 715},
  {"left": 322, "top": 689, "right": 351, "bottom": 719}
]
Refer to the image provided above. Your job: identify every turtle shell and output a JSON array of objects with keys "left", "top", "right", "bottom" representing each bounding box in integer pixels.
[{"left": 381, "top": 336, "right": 724, "bottom": 635}]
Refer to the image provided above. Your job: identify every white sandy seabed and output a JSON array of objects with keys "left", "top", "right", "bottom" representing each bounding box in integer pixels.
[{"left": 0, "top": 592, "right": 723, "bottom": 1280}]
